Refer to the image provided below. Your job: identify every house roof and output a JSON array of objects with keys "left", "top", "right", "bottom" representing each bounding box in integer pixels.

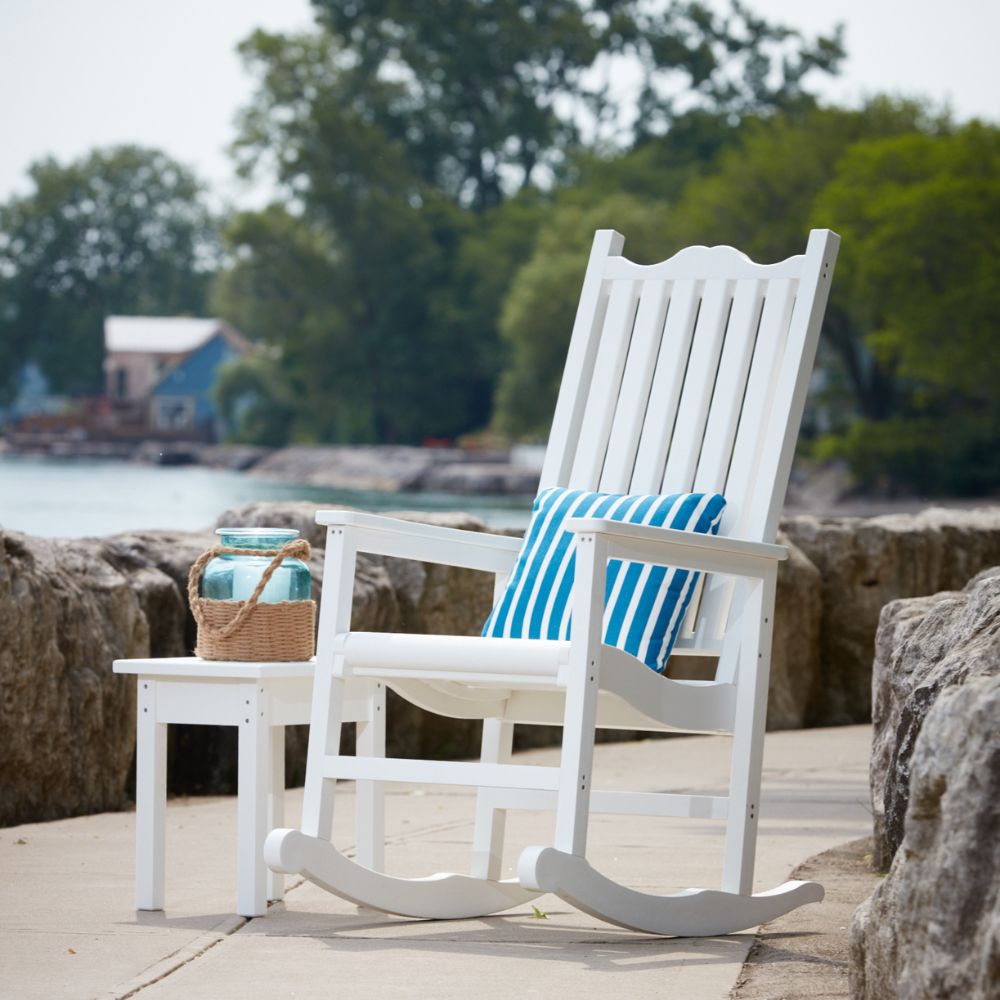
[{"left": 104, "top": 316, "right": 222, "bottom": 354}]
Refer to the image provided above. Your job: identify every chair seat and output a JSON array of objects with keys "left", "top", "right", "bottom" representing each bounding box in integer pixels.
[{"left": 334, "top": 631, "right": 570, "bottom": 686}]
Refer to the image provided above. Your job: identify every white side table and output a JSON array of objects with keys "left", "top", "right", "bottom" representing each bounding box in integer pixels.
[{"left": 113, "top": 657, "right": 342, "bottom": 917}]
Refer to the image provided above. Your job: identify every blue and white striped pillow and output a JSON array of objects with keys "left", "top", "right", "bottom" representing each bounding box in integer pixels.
[{"left": 482, "top": 487, "right": 726, "bottom": 673}]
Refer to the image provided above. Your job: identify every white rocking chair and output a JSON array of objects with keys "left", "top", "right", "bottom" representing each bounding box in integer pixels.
[{"left": 265, "top": 228, "right": 840, "bottom": 935}]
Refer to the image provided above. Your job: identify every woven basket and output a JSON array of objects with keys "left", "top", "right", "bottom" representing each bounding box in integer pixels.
[{"left": 188, "top": 539, "right": 316, "bottom": 662}]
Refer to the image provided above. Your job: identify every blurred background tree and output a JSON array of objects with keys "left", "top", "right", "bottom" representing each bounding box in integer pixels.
[
  {"left": 812, "top": 122, "right": 1000, "bottom": 494},
  {"left": 0, "top": 146, "right": 218, "bottom": 401},
  {"left": 216, "top": 0, "right": 842, "bottom": 445}
]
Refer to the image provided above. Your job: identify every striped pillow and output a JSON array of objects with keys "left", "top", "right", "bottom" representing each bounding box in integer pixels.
[{"left": 482, "top": 488, "right": 726, "bottom": 673}]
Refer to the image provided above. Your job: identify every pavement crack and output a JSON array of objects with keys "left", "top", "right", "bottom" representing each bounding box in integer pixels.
[{"left": 106, "top": 914, "right": 247, "bottom": 999}]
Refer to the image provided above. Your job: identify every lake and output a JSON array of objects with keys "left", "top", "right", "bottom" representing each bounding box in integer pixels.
[{"left": 0, "top": 455, "right": 532, "bottom": 538}]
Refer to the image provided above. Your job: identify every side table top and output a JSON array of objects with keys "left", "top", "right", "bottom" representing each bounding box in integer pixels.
[{"left": 113, "top": 657, "right": 316, "bottom": 680}]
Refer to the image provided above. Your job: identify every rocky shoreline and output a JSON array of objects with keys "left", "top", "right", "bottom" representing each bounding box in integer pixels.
[
  {"left": 9, "top": 436, "right": 1000, "bottom": 514},
  {"left": 246, "top": 444, "right": 542, "bottom": 495},
  {"left": 2, "top": 439, "right": 545, "bottom": 496},
  {"left": 4, "top": 501, "right": 1000, "bottom": 830}
]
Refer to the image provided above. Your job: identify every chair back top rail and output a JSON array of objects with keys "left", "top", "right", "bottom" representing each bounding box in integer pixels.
[{"left": 540, "top": 230, "right": 839, "bottom": 543}]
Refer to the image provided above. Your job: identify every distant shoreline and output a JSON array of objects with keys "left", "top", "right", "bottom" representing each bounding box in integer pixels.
[
  {"left": 3, "top": 436, "right": 997, "bottom": 517},
  {"left": 0, "top": 438, "right": 544, "bottom": 497}
]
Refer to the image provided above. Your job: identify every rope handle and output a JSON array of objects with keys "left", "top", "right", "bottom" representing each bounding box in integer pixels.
[{"left": 187, "top": 538, "right": 311, "bottom": 640}]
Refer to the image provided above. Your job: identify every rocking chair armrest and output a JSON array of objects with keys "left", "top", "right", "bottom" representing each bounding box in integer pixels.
[
  {"left": 565, "top": 517, "right": 787, "bottom": 579},
  {"left": 314, "top": 509, "right": 522, "bottom": 573}
]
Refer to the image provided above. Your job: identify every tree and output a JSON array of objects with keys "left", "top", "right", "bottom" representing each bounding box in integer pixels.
[
  {"left": 212, "top": 194, "right": 498, "bottom": 444},
  {"left": 223, "top": 2, "right": 842, "bottom": 444},
  {"left": 494, "top": 193, "right": 672, "bottom": 438},
  {"left": 211, "top": 205, "right": 356, "bottom": 443},
  {"left": 0, "top": 147, "right": 218, "bottom": 400},
  {"left": 228, "top": 28, "right": 544, "bottom": 443},
  {"left": 310, "top": 0, "right": 844, "bottom": 208},
  {"left": 213, "top": 352, "right": 298, "bottom": 447},
  {"left": 812, "top": 122, "right": 1000, "bottom": 493},
  {"left": 657, "top": 99, "right": 950, "bottom": 427}
]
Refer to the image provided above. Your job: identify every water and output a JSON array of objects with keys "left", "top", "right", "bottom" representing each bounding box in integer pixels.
[{"left": 0, "top": 455, "right": 532, "bottom": 538}]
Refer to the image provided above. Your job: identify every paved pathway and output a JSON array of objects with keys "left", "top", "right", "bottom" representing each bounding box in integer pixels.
[{"left": 0, "top": 725, "right": 871, "bottom": 1000}]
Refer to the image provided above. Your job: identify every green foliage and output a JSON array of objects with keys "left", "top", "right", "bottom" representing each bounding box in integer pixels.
[
  {"left": 228, "top": 29, "right": 496, "bottom": 442},
  {"left": 816, "top": 124, "right": 1000, "bottom": 399},
  {"left": 211, "top": 206, "right": 360, "bottom": 443},
  {"left": 214, "top": 352, "right": 298, "bottom": 447},
  {"left": 816, "top": 414, "right": 1000, "bottom": 497},
  {"left": 0, "top": 147, "right": 218, "bottom": 400},
  {"left": 494, "top": 193, "right": 672, "bottom": 439},
  {"left": 663, "top": 98, "right": 945, "bottom": 260},
  {"left": 310, "top": 0, "right": 844, "bottom": 208},
  {"left": 217, "top": 4, "right": 842, "bottom": 447},
  {"left": 493, "top": 97, "right": 1000, "bottom": 496},
  {"left": 213, "top": 196, "right": 492, "bottom": 444},
  {"left": 812, "top": 123, "right": 1000, "bottom": 493},
  {"left": 646, "top": 99, "right": 1000, "bottom": 494},
  {"left": 566, "top": 109, "right": 753, "bottom": 205}
]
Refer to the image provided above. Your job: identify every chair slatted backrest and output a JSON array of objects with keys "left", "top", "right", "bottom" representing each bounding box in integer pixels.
[{"left": 539, "top": 229, "right": 839, "bottom": 656}]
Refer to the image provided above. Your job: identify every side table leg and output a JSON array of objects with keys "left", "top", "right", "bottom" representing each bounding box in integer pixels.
[
  {"left": 267, "top": 724, "right": 285, "bottom": 902},
  {"left": 237, "top": 685, "right": 269, "bottom": 917},
  {"left": 135, "top": 680, "right": 166, "bottom": 911}
]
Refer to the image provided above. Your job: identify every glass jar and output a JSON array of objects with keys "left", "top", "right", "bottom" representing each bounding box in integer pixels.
[{"left": 201, "top": 528, "right": 312, "bottom": 603}]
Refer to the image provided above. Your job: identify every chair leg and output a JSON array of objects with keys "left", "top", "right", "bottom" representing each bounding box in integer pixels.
[
  {"left": 300, "top": 657, "right": 347, "bottom": 841},
  {"left": 471, "top": 719, "right": 514, "bottom": 879},
  {"left": 355, "top": 680, "right": 385, "bottom": 872},
  {"left": 722, "top": 571, "right": 776, "bottom": 895},
  {"left": 553, "top": 532, "right": 607, "bottom": 857},
  {"left": 300, "top": 524, "right": 358, "bottom": 842}
]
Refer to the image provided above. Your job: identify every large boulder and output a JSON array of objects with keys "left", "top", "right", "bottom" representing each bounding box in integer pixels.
[
  {"left": 0, "top": 530, "right": 184, "bottom": 825},
  {"left": 850, "top": 674, "right": 1000, "bottom": 999},
  {"left": 768, "top": 531, "right": 823, "bottom": 729},
  {"left": 867, "top": 567, "right": 1000, "bottom": 870},
  {"left": 101, "top": 529, "right": 217, "bottom": 656},
  {"left": 782, "top": 507, "right": 1000, "bottom": 725}
]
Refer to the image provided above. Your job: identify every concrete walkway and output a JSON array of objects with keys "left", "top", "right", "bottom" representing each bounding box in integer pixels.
[{"left": 1, "top": 725, "right": 871, "bottom": 1000}]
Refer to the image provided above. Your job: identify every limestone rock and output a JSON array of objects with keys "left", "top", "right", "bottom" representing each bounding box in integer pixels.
[
  {"left": 868, "top": 590, "right": 956, "bottom": 869},
  {"left": 249, "top": 445, "right": 467, "bottom": 492},
  {"left": 0, "top": 531, "right": 152, "bottom": 825},
  {"left": 868, "top": 568, "right": 1000, "bottom": 869},
  {"left": 768, "top": 532, "right": 822, "bottom": 730},
  {"left": 782, "top": 506, "right": 1000, "bottom": 725},
  {"left": 419, "top": 462, "right": 540, "bottom": 495},
  {"left": 850, "top": 675, "right": 1000, "bottom": 999},
  {"left": 102, "top": 530, "right": 215, "bottom": 656}
]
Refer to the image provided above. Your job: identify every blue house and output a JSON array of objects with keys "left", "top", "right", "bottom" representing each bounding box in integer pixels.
[{"left": 145, "top": 323, "right": 250, "bottom": 439}]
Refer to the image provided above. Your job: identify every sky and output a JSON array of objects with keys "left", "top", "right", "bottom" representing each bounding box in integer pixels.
[{"left": 1, "top": 0, "right": 998, "bottom": 208}]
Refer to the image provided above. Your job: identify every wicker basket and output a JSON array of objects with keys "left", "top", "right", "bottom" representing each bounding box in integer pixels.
[{"left": 188, "top": 540, "right": 316, "bottom": 662}]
